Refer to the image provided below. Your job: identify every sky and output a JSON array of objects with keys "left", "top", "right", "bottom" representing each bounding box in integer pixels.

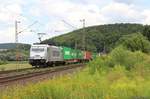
[{"left": 0, "top": 0, "right": 150, "bottom": 44}]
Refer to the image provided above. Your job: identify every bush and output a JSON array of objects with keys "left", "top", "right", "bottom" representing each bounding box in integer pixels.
[
  {"left": 0, "top": 60, "right": 7, "bottom": 65},
  {"left": 0, "top": 49, "right": 29, "bottom": 61},
  {"left": 110, "top": 46, "right": 150, "bottom": 70},
  {"left": 142, "top": 25, "right": 150, "bottom": 41},
  {"left": 89, "top": 46, "right": 150, "bottom": 72},
  {"left": 117, "top": 33, "right": 150, "bottom": 53}
]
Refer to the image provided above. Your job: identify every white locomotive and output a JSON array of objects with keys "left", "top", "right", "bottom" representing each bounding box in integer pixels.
[{"left": 29, "top": 44, "right": 64, "bottom": 67}]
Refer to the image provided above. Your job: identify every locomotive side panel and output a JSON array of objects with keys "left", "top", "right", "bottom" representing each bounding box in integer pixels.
[{"left": 48, "top": 46, "right": 63, "bottom": 62}]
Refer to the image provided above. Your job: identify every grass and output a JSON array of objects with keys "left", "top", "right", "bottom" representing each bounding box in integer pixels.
[
  {"left": 0, "top": 47, "right": 150, "bottom": 99},
  {"left": 1, "top": 67, "right": 150, "bottom": 99},
  {"left": 0, "top": 62, "right": 32, "bottom": 71}
]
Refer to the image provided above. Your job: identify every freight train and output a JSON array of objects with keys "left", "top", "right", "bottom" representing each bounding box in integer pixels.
[{"left": 29, "top": 44, "right": 97, "bottom": 67}]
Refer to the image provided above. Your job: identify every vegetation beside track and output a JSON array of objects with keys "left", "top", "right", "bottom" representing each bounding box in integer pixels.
[
  {"left": 0, "top": 62, "right": 31, "bottom": 71},
  {"left": 0, "top": 43, "right": 30, "bottom": 63},
  {"left": 0, "top": 60, "right": 8, "bottom": 65},
  {"left": 1, "top": 47, "right": 150, "bottom": 99}
]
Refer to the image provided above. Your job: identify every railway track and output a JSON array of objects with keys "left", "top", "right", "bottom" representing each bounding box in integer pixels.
[
  {"left": 0, "top": 67, "right": 44, "bottom": 78},
  {"left": 0, "top": 68, "right": 33, "bottom": 74},
  {"left": 0, "top": 64, "right": 84, "bottom": 85}
]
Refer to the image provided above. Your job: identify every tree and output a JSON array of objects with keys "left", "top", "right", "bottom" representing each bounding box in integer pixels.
[
  {"left": 41, "top": 23, "right": 144, "bottom": 52},
  {"left": 117, "top": 33, "right": 150, "bottom": 53},
  {"left": 142, "top": 25, "right": 150, "bottom": 41}
]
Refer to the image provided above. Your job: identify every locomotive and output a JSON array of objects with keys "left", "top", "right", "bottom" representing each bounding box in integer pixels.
[{"left": 29, "top": 44, "right": 97, "bottom": 67}]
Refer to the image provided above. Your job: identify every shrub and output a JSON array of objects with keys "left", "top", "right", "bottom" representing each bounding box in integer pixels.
[
  {"left": 0, "top": 60, "right": 7, "bottom": 65},
  {"left": 117, "top": 33, "right": 150, "bottom": 53},
  {"left": 89, "top": 46, "right": 150, "bottom": 72},
  {"left": 142, "top": 25, "right": 150, "bottom": 41},
  {"left": 111, "top": 46, "right": 150, "bottom": 70}
]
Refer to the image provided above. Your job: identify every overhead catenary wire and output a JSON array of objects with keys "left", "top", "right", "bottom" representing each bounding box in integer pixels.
[
  {"left": 61, "top": 20, "right": 78, "bottom": 30},
  {"left": 18, "top": 21, "right": 38, "bottom": 34},
  {"left": 61, "top": 19, "right": 80, "bottom": 49}
]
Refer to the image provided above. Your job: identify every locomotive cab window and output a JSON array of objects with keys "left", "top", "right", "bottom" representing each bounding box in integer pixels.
[{"left": 31, "top": 47, "right": 44, "bottom": 52}]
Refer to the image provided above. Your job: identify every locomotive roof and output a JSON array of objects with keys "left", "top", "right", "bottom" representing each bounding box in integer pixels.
[{"left": 32, "top": 44, "right": 60, "bottom": 48}]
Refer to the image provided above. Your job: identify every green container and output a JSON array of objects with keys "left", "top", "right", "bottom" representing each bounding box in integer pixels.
[
  {"left": 62, "top": 47, "right": 85, "bottom": 60},
  {"left": 62, "top": 47, "right": 72, "bottom": 60},
  {"left": 77, "top": 50, "right": 84, "bottom": 59},
  {"left": 71, "top": 49, "right": 77, "bottom": 59}
]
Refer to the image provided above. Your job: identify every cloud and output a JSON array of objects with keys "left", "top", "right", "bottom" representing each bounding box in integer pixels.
[
  {"left": 142, "top": 9, "right": 150, "bottom": 24},
  {"left": 1, "top": 0, "right": 150, "bottom": 44},
  {"left": 0, "top": 4, "right": 23, "bottom": 23},
  {"left": 0, "top": 0, "right": 29, "bottom": 43},
  {"left": 28, "top": 0, "right": 150, "bottom": 43},
  {"left": 0, "top": 27, "right": 15, "bottom": 43},
  {"left": 113, "top": 0, "right": 135, "bottom": 4},
  {"left": 40, "top": 0, "right": 108, "bottom": 28},
  {"left": 40, "top": 0, "right": 148, "bottom": 28},
  {"left": 100, "top": 2, "right": 144, "bottom": 23}
]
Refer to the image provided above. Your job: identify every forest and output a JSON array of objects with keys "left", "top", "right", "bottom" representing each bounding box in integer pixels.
[{"left": 42, "top": 23, "right": 150, "bottom": 53}]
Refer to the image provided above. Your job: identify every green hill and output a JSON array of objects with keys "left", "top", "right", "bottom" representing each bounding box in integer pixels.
[
  {"left": 42, "top": 23, "right": 145, "bottom": 52},
  {"left": 0, "top": 43, "right": 30, "bottom": 50}
]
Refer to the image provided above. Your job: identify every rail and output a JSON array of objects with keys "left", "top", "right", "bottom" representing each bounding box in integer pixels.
[{"left": 0, "top": 64, "right": 85, "bottom": 85}]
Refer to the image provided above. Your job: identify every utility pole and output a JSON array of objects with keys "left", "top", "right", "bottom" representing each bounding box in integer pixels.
[
  {"left": 15, "top": 20, "right": 37, "bottom": 69},
  {"left": 15, "top": 20, "right": 38, "bottom": 43},
  {"left": 15, "top": 20, "right": 21, "bottom": 60},
  {"left": 15, "top": 20, "right": 21, "bottom": 71},
  {"left": 80, "top": 19, "right": 85, "bottom": 51},
  {"left": 15, "top": 20, "right": 20, "bottom": 43}
]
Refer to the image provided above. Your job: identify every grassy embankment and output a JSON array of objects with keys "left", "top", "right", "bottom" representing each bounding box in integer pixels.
[
  {"left": 0, "top": 61, "right": 32, "bottom": 71},
  {"left": 0, "top": 47, "right": 150, "bottom": 99}
]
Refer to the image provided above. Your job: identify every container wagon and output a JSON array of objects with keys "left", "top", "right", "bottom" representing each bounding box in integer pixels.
[
  {"left": 61, "top": 47, "right": 79, "bottom": 63},
  {"left": 29, "top": 44, "right": 97, "bottom": 67},
  {"left": 84, "top": 51, "right": 92, "bottom": 61}
]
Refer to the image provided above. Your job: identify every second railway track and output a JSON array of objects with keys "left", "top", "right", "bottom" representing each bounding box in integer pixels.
[
  {"left": 0, "top": 64, "right": 85, "bottom": 85},
  {"left": 0, "top": 68, "right": 33, "bottom": 75}
]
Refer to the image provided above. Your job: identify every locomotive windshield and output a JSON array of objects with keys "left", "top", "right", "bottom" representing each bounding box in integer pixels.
[{"left": 31, "top": 47, "right": 45, "bottom": 52}]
